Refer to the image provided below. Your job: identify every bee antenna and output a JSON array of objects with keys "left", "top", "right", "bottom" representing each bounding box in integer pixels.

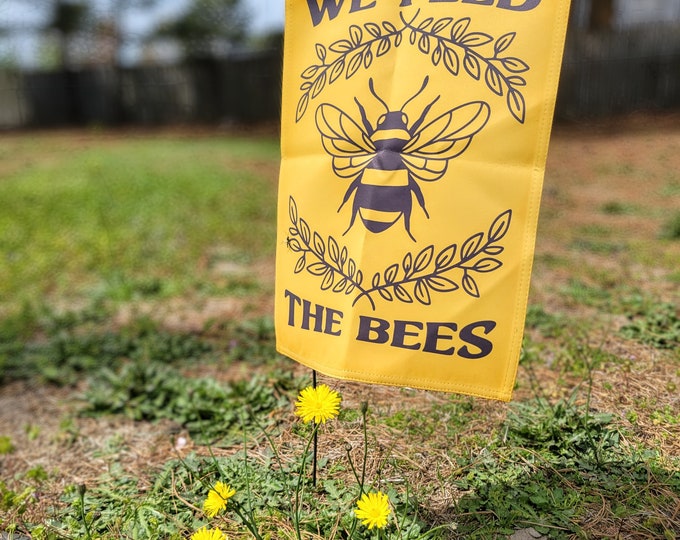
[
  {"left": 400, "top": 76, "right": 429, "bottom": 112},
  {"left": 368, "top": 78, "right": 389, "bottom": 112}
]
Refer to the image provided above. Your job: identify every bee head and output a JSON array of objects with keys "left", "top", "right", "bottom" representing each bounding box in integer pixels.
[
  {"left": 377, "top": 111, "right": 408, "bottom": 131},
  {"left": 372, "top": 111, "right": 410, "bottom": 149},
  {"left": 368, "top": 76, "right": 430, "bottom": 131}
]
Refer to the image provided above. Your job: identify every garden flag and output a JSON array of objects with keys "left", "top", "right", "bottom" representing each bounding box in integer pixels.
[{"left": 275, "top": 0, "right": 571, "bottom": 401}]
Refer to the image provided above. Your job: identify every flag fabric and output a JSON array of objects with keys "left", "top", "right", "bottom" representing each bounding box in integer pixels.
[{"left": 275, "top": 0, "right": 571, "bottom": 401}]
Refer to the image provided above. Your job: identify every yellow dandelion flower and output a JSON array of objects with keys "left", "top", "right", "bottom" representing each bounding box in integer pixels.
[
  {"left": 202, "top": 481, "right": 236, "bottom": 518},
  {"left": 294, "top": 384, "right": 341, "bottom": 424},
  {"left": 190, "top": 526, "right": 227, "bottom": 540},
  {"left": 354, "top": 491, "right": 391, "bottom": 530}
]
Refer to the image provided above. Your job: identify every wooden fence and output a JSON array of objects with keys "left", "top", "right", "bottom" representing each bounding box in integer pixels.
[
  {"left": 1, "top": 26, "right": 679, "bottom": 129},
  {"left": 556, "top": 24, "right": 680, "bottom": 119},
  {"left": 0, "top": 51, "right": 282, "bottom": 129}
]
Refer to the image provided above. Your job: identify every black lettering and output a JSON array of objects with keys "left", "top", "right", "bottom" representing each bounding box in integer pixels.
[
  {"left": 350, "top": 0, "right": 376, "bottom": 12},
  {"left": 307, "top": 0, "right": 344, "bottom": 26},
  {"left": 462, "top": 0, "right": 494, "bottom": 5},
  {"left": 423, "top": 322, "right": 458, "bottom": 355},
  {"left": 301, "top": 299, "right": 324, "bottom": 332},
  {"left": 458, "top": 320, "right": 496, "bottom": 359},
  {"left": 284, "top": 289, "right": 302, "bottom": 327},
  {"left": 497, "top": 0, "right": 541, "bottom": 10},
  {"left": 399, "top": 0, "right": 413, "bottom": 6},
  {"left": 356, "top": 316, "right": 390, "bottom": 344},
  {"left": 391, "top": 320, "right": 423, "bottom": 350},
  {"left": 324, "top": 308, "right": 344, "bottom": 336}
]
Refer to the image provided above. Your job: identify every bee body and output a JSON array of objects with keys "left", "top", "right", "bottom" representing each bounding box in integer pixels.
[{"left": 316, "top": 78, "right": 490, "bottom": 240}]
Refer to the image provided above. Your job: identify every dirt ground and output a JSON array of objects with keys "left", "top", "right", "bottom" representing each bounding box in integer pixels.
[{"left": 1, "top": 111, "right": 679, "bottom": 534}]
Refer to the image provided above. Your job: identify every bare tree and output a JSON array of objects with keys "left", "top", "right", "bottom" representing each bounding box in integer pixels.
[
  {"left": 154, "top": 0, "right": 249, "bottom": 60},
  {"left": 50, "top": 0, "right": 89, "bottom": 67}
]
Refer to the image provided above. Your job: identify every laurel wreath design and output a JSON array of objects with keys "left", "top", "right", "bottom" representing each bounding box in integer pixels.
[
  {"left": 296, "top": 10, "right": 530, "bottom": 124},
  {"left": 286, "top": 197, "right": 511, "bottom": 310}
]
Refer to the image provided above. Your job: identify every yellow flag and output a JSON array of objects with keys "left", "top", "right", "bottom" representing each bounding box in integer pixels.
[{"left": 275, "top": 0, "right": 571, "bottom": 401}]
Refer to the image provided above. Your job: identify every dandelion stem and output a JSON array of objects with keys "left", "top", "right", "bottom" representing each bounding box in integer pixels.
[
  {"left": 78, "top": 484, "right": 93, "bottom": 540},
  {"left": 232, "top": 503, "right": 263, "bottom": 540},
  {"left": 345, "top": 444, "right": 362, "bottom": 488},
  {"left": 240, "top": 411, "right": 263, "bottom": 539}
]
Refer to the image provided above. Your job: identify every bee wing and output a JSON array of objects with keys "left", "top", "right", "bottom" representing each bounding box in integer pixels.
[
  {"left": 402, "top": 101, "right": 490, "bottom": 182},
  {"left": 316, "top": 104, "right": 376, "bottom": 178}
]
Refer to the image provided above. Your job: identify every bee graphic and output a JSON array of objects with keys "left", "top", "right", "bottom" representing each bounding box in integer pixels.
[{"left": 315, "top": 77, "right": 490, "bottom": 241}]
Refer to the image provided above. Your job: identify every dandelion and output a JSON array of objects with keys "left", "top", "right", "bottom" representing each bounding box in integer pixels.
[
  {"left": 354, "top": 491, "right": 391, "bottom": 530},
  {"left": 190, "top": 526, "right": 227, "bottom": 540},
  {"left": 294, "top": 384, "right": 341, "bottom": 424},
  {"left": 203, "top": 481, "right": 236, "bottom": 518}
]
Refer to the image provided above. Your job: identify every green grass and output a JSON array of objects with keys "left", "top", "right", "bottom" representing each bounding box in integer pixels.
[
  {"left": 661, "top": 211, "right": 680, "bottom": 240},
  {"left": 453, "top": 397, "right": 680, "bottom": 539},
  {"left": 1, "top": 130, "right": 679, "bottom": 540},
  {"left": 0, "top": 136, "right": 279, "bottom": 304}
]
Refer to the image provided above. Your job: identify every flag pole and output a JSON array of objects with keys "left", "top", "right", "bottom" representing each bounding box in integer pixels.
[{"left": 312, "top": 369, "right": 318, "bottom": 487}]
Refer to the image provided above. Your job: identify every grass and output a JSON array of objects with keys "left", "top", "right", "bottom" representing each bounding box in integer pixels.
[
  {"left": 661, "top": 211, "right": 680, "bottom": 240},
  {"left": 0, "top": 134, "right": 279, "bottom": 305},
  {"left": 1, "top": 125, "right": 679, "bottom": 539}
]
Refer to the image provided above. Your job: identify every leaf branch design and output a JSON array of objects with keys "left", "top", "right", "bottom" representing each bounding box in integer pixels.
[
  {"left": 286, "top": 197, "right": 512, "bottom": 310},
  {"left": 398, "top": 12, "right": 529, "bottom": 123},
  {"left": 352, "top": 209, "right": 512, "bottom": 306},
  {"left": 296, "top": 18, "right": 406, "bottom": 122},
  {"left": 296, "top": 10, "right": 529, "bottom": 123},
  {"left": 287, "top": 197, "right": 374, "bottom": 309}
]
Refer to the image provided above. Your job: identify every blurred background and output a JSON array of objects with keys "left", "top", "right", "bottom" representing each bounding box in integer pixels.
[{"left": 0, "top": 0, "right": 679, "bottom": 129}]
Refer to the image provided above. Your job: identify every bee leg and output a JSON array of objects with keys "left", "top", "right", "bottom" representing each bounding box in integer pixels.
[
  {"left": 409, "top": 177, "right": 430, "bottom": 218},
  {"left": 403, "top": 208, "right": 417, "bottom": 242},
  {"left": 343, "top": 192, "right": 363, "bottom": 236},
  {"left": 338, "top": 176, "right": 362, "bottom": 212},
  {"left": 343, "top": 207, "right": 360, "bottom": 235}
]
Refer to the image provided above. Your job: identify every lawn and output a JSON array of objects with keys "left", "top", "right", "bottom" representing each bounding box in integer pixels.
[{"left": 0, "top": 117, "right": 679, "bottom": 539}]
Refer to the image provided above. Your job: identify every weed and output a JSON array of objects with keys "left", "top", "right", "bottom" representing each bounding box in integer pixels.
[
  {"left": 97, "top": 274, "right": 171, "bottom": 301},
  {"left": 0, "top": 435, "right": 14, "bottom": 454},
  {"left": 0, "top": 481, "right": 28, "bottom": 512},
  {"left": 35, "top": 388, "right": 446, "bottom": 540},
  {"left": 0, "top": 306, "right": 214, "bottom": 385},
  {"left": 620, "top": 301, "right": 680, "bottom": 349},
  {"left": 579, "top": 223, "right": 614, "bottom": 237},
  {"left": 24, "top": 423, "right": 41, "bottom": 441},
  {"left": 505, "top": 395, "right": 618, "bottom": 460},
  {"left": 452, "top": 395, "right": 680, "bottom": 539},
  {"left": 650, "top": 405, "right": 680, "bottom": 425},
  {"left": 524, "top": 304, "right": 566, "bottom": 338},
  {"left": 560, "top": 278, "right": 611, "bottom": 307},
  {"left": 570, "top": 238, "right": 627, "bottom": 254},
  {"left": 600, "top": 201, "right": 637, "bottom": 215},
  {"left": 83, "top": 363, "right": 295, "bottom": 445},
  {"left": 595, "top": 161, "right": 635, "bottom": 177},
  {"left": 556, "top": 339, "right": 622, "bottom": 377},
  {"left": 25, "top": 465, "right": 48, "bottom": 483},
  {"left": 660, "top": 177, "right": 680, "bottom": 197},
  {"left": 660, "top": 211, "right": 680, "bottom": 240},
  {"left": 216, "top": 316, "right": 282, "bottom": 365},
  {"left": 384, "top": 397, "right": 474, "bottom": 440},
  {"left": 47, "top": 471, "right": 193, "bottom": 539},
  {"left": 669, "top": 269, "right": 680, "bottom": 284},
  {"left": 0, "top": 302, "right": 41, "bottom": 342}
]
